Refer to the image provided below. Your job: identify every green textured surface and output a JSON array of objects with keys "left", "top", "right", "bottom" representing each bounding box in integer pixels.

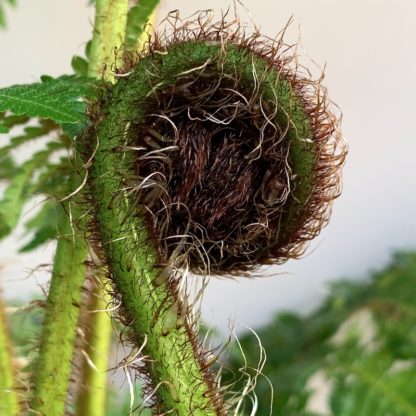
[
  {"left": 90, "top": 123, "right": 221, "bottom": 414},
  {"left": 30, "top": 202, "right": 88, "bottom": 416},
  {"left": 87, "top": 0, "right": 128, "bottom": 81}
]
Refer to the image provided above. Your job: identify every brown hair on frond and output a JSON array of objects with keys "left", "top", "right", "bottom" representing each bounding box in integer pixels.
[{"left": 121, "top": 10, "right": 347, "bottom": 276}]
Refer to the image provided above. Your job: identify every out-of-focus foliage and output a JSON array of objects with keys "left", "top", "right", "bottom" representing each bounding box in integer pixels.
[
  {"left": 227, "top": 251, "right": 416, "bottom": 416},
  {"left": 107, "top": 387, "right": 152, "bottom": 416},
  {"left": 0, "top": 0, "right": 16, "bottom": 28},
  {"left": 7, "top": 302, "right": 43, "bottom": 361},
  {"left": 6, "top": 251, "right": 416, "bottom": 415},
  {"left": 125, "top": 0, "right": 159, "bottom": 51},
  {"left": 0, "top": 115, "right": 71, "bottom": 242}
]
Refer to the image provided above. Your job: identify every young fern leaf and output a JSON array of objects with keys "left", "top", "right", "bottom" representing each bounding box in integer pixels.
[
  {"left": 71, "top": 56, "right": 89, "bottom": 78},
  {"left": 71, "top": 38, "right": 93, "bottom": 78},
  {"left": 83, "top": 13, "right": 345, "bottom": 414}
]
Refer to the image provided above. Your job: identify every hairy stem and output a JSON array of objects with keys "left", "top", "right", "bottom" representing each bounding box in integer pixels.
[
  {"left": 76, "top": 282, "right": 112, "bottom": 416},
  {"left": 30, "top": 200, "right": 88, "bottom": 415},
  {"left": 85, "top": 1, "right": 222, "bottom": 412},
  {"left": 88, "top": 125, "right": 223, "bottom": 415},
  {"left": 0, "top": 292, "right": 19, "bottom": 416},
  {"left": 88, "top": 0, "right": 129, "bottom": 82},
  {"left": 75, "top": 1, "right": 129, "bottom": 413}
]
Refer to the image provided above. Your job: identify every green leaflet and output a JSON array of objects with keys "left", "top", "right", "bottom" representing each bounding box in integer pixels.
[
  {"left": 125, "top": 0, "right": 160, "bottom": 51},
  {"left": 0, "top": 142, "right": 61, "bottom": 239},
  {"left": 0, "top": 112, "right": 29, "bottom": 128},
  {"left": 71, "top": 41, "right": 91, "bottom": 78},
  {"left": 330, "top": 354, "right": 416, "bottom": 416},
  {"left": 0, "top": 116, "right": 66, "bottom": 243},
  {"left": 71, "top": 56, "right": 89, "bottom": 77},
  {"left": 0, "top": 75, "right": 97, "bottom": 124}
]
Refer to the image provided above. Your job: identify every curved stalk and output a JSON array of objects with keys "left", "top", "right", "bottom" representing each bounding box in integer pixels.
[
  {"left": 87, "top": 124, "right": 223, "bottom": 415},
  {"left": 77, "top": 0, "right": 128, "bottom": 416},
  {"left": 0, "top": 292, "right": 19, "bottom": 416},
  {"left": 30, "top": 201, "right": 88, "bottom": 415},
  {"left": 84, "top": 1, "right": 222, "bottom": 412},
  {"left": 75, "top": 1, "right": 129, "bottom": 414},
  {"left": 84, "top": 1, "right": 223, "bottom": 413}
]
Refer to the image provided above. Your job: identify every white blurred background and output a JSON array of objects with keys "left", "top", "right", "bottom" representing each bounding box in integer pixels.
[{"left": 1, "top": 0, "right": 415, "bottom": 333}]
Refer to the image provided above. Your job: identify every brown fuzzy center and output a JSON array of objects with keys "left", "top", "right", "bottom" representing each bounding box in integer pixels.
[{"left": 130, "top": 68, "right": 294, "bottom": 273}]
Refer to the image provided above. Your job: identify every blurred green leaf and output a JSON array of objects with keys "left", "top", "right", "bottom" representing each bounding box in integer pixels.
[
  {"left": 0, "top": 122, "right": 8, "bottom": 133},
  {"left": 0, "top": 112, "right": 29, "bottom": 135},
  {"left": 125, "top": 0, "right": 160, "bottom": 51},
  {"left": 0, "top": 112, "right": 29, "bottom": 128},
  {"left": 7, "top": 300, "right": 44, "bottom": 359},
  {"left": 0, "top": 156, "right": 17, "bottom": 178},
  {"left": 19, "top": 201, "right": 60, "bottom": 252},
  {"left": 0, "top": 142, "right": 62, "bottom": 239},
  {"left": 230, "top": 252, "right": 416, "bottom": 415},
  {"left": 0, "top": 122, "right": 57, "bottom": 162},
  {"left": 0, "top": 0, "right": 16, "bottom": 29}
]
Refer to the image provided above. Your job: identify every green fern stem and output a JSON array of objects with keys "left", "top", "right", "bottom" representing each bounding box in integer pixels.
[
  {"left": 87, "top": 135, "right": 223, "bottom": 414},
  {"left": 0, "top": 292, "right": 19, "bottom": 416},
  {"left": 30, "top": 200, "right": 88, "bottom": 415},
  {"left": 88, "top": 0, "right": 129, "bottom": 82},
  {"left": 75, "top": 1, "right": 129, "bottom": 414},
  {"left": 76, "top": 282, "right": 113, "bottom": 416}
]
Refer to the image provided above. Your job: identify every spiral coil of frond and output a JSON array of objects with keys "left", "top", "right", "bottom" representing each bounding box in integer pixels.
[{"left": 98, "top": 12, "right": 347, "bottom": 276}]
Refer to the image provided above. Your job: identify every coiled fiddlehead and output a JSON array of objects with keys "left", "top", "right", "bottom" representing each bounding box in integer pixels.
[{"left": 83, "top": 13, "right": 346, "bottom": 415}]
